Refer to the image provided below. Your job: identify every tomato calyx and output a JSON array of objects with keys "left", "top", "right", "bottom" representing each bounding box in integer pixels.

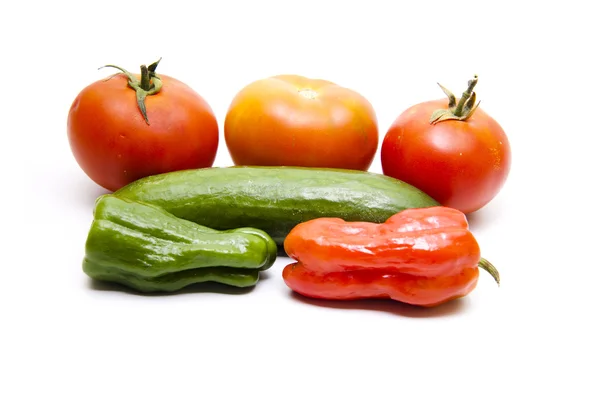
[
  {"left": 100, "top": 58, "right": 163, "bottom": 125},
  {"left": 478, "top": 257, "right": 500, "bottom": 286},
  {"left": 429, "top": 74, "right": 481, "bottom": 125}
]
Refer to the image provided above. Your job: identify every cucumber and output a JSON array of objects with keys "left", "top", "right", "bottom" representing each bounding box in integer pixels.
[{"left": 113, "top": 166, "right": 439, "bottom": 245}]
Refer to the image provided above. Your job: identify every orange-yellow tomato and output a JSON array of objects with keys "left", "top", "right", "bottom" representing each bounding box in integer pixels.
[{"left": 224, "top": 75, "right": 378, "bottom": 170}]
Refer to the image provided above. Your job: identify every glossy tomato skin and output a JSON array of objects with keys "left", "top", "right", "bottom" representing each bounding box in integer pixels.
[
  {"left": 67, "top": 73, "right": 219, "bottom": 192},
  {"left": 381, "top": 99, "right": 511, "bottom": 214},
  {"left": 224, "top": 75, "right": 378, "bottom": 170}
]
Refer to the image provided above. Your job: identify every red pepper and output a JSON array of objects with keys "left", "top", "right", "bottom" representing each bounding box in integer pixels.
[{"left": 282, "top": 206, "right": 499, "bottom": 307}]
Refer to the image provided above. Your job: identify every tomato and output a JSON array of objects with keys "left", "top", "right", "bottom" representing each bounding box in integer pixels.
[
  {"left": 381, "top": 76, "right": 511, "bottom": 214},
  {"left": 67, "top": 59, "right": 219, "bottom": 192},
  {"left": 224, "top": 75, "right": 378, "bottom": 170}
]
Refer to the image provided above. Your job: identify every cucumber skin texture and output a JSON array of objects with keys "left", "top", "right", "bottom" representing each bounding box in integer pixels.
[
  {"left": 113, "top": 166, "right": 440, "bottom": 245},
  {"left": 83, "top": 195, "right": 277, "bottom": 292}
]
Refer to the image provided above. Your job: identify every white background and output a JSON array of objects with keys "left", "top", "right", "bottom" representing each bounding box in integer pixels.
[{"left": 2, "top": 1, "right": 599, "bottom": 399}]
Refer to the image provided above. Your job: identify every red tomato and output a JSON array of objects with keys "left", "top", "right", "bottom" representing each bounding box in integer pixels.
[
  {"left": 224, "top": 75, "right": 378, "bottom": 170},
  {"left": 67, "top": 59, "right": 219, "bottom": 192},
  {"left": 381, "top": 76, "right": 511, "bottom": 214}
]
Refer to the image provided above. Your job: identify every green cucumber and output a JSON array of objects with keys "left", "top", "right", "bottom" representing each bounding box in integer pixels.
[{"left": 113, "top": 166, "right": 439, "bottom": 245}]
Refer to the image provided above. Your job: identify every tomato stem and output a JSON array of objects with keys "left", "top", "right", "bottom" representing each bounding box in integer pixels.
[
  {"left": 429, "top": 74, "right": 482, "bottom": 125},
  {"left": 99, "top": 58, "right": 163, "bottom": 125},
  {"left": 454, "top": 75, "right": 478, "bottom": 116},
  {"left": 478, "top": 257, "right": 500, "bottom": 286},
  {"left": 140, "top": 65, "right": 151, "bottom": 91}
]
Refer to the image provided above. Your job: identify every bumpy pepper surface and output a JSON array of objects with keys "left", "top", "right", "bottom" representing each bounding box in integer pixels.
[
  {"left": 282, "top": 206, "right": 499, "bottom": 307},
  {"left": 83, "top": 195, "right": 277, "bottom": 292}
]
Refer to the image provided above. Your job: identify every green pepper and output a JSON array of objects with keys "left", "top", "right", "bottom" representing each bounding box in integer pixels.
[{"left": 82, "top": 195, "right": 277, "bottom": 292}]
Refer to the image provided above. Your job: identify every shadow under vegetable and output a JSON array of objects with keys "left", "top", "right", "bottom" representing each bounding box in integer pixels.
[
  {"left": 288, "top": 291, "right": 469, "bottom": 318},
  {"left": 88, "top": 277, "right": 264, "bottom": 296}
]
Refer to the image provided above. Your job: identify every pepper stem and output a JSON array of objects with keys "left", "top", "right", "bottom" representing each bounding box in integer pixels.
[
  {"left": 478, "top": 258, "right": 500, "bottom": 286},
  {"left": 429, "top": 75, "right": 481, "bottom": 124},
  {"left": 99, "top": 58, "right": 163, "bottom": 125}
]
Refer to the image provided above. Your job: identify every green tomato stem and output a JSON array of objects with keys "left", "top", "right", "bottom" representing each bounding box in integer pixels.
[
  {"left": 140, "top": 64, "right": 151, "bottom": 91},
  {"left": 429, "top": 74, "right": 482, "bottom": 125},
  {"left": 99, "top": 58, "right": 163, "bottom": 125},
  {"left": 454, "top": 75, "right": 478, "bottom": 116}
]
